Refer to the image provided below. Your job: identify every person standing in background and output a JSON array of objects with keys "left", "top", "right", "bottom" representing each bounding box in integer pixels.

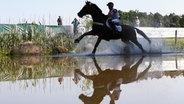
[
  {"left": 57, "top": 16, "right": 62, "bottom": 25},
  {"left": 134, "top": 16, "right": 140, "bottom": 27},
  {"left": 71, "top": 18, "right": 80, "bottom": 34}
]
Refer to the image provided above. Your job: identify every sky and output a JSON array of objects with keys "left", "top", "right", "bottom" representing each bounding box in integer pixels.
[{"left": 0, "top": 0, "right": 184, "bottom": 25}]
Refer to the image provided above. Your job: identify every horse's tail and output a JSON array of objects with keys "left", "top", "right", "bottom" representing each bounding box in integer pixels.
[{"left": 135, "top": 27, "right": 151, "bottom": 44}]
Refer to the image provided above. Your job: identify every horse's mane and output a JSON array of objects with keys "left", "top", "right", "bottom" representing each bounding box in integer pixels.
[
  {"left": 87, "top": 1, "right": 107, "bottom": 19},
  {"left": 91, "top": 3, "right": 102, "bottom": 13}
]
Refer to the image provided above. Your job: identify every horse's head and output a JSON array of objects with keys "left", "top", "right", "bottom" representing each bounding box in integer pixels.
[
  {"left": 78, "top": 1, "right": 102, "bottom": 18},
  {"left": 79, "top": 93, "right": 103, "bottom": 104}
]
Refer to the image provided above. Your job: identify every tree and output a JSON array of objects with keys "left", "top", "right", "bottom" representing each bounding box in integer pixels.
[
  {"left": 168, "top": 13, "right": 181, "bottom": 27},
  {"left": 81, "top": 10, "right": 184, "bottom": 28},
  {"left": 153, "top": 13, "right": 163, "bottom": 27},
  {"left": 179, "top": 15, "right": 184, "bottom": 27},
  {"left": 163, "top": 15, "right": 170, "bottom": 27}
]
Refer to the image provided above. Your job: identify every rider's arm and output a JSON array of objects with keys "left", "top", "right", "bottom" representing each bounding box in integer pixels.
[{"left": 108, "top": 9, "right": 117, "bottom": 18}]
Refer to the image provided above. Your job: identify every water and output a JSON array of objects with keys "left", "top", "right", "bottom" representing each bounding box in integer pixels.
[
  {"left": 1, "top": 27, "right": 184, "bottom": 104},
  {"left": 0, "top": 54, "right": 184, "bottom": 104}
]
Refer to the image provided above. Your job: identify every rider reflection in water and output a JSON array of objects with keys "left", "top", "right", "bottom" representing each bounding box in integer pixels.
[
  {"left": 107, "top": 2, "right": 120, "bottom": 32},
  {"left": 75, "top": 56, "right": 151, "bottom": 104}
]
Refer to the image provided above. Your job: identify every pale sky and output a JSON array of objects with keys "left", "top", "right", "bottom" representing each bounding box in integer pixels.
[{"left": 0, "top": 0, "right": 184, "bottom": 25}]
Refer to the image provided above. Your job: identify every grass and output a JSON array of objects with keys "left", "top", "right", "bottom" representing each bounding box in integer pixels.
[{"left": 163, "top": 38, "right": 184, "bottom": 51}]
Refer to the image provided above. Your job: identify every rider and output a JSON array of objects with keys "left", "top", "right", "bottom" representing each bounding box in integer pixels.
[{"left": 107, "top": 2, "right": 120, "bottom": 32}]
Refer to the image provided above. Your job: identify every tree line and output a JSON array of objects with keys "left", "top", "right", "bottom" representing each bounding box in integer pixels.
[{"left": 119, "top": 10, "right": 184, "bottom": 27}]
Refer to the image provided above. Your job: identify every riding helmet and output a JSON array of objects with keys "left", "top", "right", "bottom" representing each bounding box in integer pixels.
[{"left": 107, "top": 2, "right": 114, "bottom": 7}]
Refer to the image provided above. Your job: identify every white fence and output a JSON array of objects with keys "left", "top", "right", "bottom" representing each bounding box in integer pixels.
[
  {"left": 138, "top": 27, "right": 184, "bottom": 38},
  {"left": 63, "top": 26, "right": 184, "bottom": 37}
]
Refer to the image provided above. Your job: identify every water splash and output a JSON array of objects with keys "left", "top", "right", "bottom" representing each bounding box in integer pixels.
[
  {"left": 75, "top": 37, "right": 169, "bottom": 54},
  {"left": 74, "top": 27, "right": 184, "bottom": 55}
]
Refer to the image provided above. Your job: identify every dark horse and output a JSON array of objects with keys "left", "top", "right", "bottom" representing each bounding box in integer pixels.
[
  {"left": 75, "top": 56, "right": 151, "bottom": 104},
  {"left": 75, "top": 1, "right": 151, "bottom": 55}
]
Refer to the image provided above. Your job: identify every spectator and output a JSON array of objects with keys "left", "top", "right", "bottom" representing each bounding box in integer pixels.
[
  {"left": 71, "top": 18, "right": 80, "bottom": 34},
  {"left": 155, "top": 19, "right": 162, "bottom": 27},
  {"left": 57, "top": 16, "right": 62, "bottom": 25},
  {"left": 134, "top": 16, "right": 140, "bottom": 27}
]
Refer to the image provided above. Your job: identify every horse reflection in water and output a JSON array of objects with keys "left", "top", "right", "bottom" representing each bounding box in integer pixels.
[{"left": 75, "top": 56, "right": 151, "bottom": 104}]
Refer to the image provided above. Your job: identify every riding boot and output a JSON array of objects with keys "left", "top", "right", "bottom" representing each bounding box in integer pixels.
[
  {"left": 111, "top": 23, "right": 116, "bottom": 30},
  {"left": 112, "top": 24, "right": 120, "bottom": 34},
  {"left": 109, "top": 19, "right": 119, "bottom": 34},
  {"left": 111, "top": 23, "right": 118, "bottom": 34}
]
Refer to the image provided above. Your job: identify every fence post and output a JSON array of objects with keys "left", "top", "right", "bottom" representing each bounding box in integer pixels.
[
  {"left": 175, "top": 56, "right": 178, "bottom": 69},
  {"left": 175, "top": 30, "right": 177, "bottom": 44}
]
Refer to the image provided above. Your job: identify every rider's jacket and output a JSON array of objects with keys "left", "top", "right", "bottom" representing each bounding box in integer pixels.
[{"left": 108, "top": 8, "right": 120, "bottom": 20}]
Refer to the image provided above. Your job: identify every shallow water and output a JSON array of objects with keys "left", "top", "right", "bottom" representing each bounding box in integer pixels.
[{"left": 0, "top": 54, "right": 184, "bottom": 104}]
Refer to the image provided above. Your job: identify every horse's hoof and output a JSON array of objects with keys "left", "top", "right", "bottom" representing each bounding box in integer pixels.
[
  {"left": 74, "top": 39, "right": 80, "bottom": 43},
  {"left": 79, "top": 94, "right": 86, "bottom": 99}
]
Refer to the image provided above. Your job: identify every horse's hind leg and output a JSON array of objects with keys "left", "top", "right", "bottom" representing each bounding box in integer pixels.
[{"left": 132, "top": 40, "right": 146, "bottom": 53}]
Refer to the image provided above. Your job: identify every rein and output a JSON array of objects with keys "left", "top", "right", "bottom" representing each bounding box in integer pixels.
[{"left": 93, "top": 22, "right": 104, "bottom": 26}]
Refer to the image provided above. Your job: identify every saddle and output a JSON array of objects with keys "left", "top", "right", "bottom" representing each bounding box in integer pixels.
[{"left": 106, "top": 19, "right": 122, "bottom": 33}]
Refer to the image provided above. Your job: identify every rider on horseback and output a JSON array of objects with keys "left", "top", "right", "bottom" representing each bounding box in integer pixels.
[{"left": 107, "top": 2, "right": 121, "bottom": 33}]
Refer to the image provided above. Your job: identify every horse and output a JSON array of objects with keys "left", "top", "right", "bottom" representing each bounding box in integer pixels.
[
  {"left": 74, "top": 1, "right": 151, "bottom": 55},
  {"left": 75, "top": 56, "right": 151, "bottom": 104}
]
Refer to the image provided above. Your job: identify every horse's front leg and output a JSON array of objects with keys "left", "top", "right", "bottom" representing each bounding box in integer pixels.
[
  {"left": 74, "top": 31, "right": 93, "bottom": 43},
  {"left": 93, "top": 57, "right": 103, "bottom": 73},
  {"left": 136, "top": 59, "right": 151, "bottom": 80},
  {"left": 92, "top": 37, "right": 102, "bottom": 54}
]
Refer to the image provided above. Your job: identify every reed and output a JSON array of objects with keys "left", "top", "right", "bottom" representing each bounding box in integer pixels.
[
  {"left": 0, "top": 56, "right": 77, "bottom": 81},
  {"left": 0, "top": 26, "right": 76, "bottom": 55}
]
